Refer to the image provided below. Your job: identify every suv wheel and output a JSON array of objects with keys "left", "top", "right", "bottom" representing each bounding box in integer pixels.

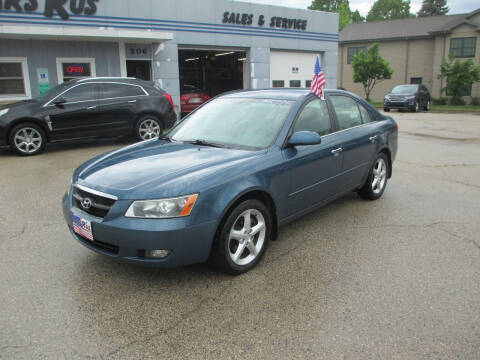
[
  {"left": 135, "top": 115, "right": 163, "bottom": 141},
  {"left": 9, "top": 123, "right": 46, "bottom": 156},
  {"left": 425, "top": 100, "right": 430, "bottom": 111}
]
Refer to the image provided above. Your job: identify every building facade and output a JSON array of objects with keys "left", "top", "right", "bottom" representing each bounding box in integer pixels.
[
  {"left": 338, "top": 9, "right": 480, "bottom": 102},
  {"left": 0, "top": 0, "right": 338, "bottom": 112}
]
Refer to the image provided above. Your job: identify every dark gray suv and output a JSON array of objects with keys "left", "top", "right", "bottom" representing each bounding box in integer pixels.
[
  {"left": 384, "top": 84, "right": 430, "bottom": 112},
  {"left": 0, "top": 77, "right": 177, "bottom": 156}
]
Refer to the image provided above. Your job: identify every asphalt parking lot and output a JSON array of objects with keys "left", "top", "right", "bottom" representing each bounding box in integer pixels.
[{"left": 1, "top": 111, "right": 479, "bottom": 359}]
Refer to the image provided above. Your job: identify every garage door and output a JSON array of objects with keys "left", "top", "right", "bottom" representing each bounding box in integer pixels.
[{"left": 270, "top": 50, "right": 322, "bottom": 89}]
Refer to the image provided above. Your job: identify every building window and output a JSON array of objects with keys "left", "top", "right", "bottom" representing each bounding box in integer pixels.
[
  {"left": 56, "top": 58, "right": 96, "bottom": 84},
  {"left": 306, "top": 80, "right": 312, "bottom": 88},
  {"left": 450, "top": 37, "right": 476, "bottom": 58},
  {"left": 0, "top": 58, "right": 31, "bottom": 100},
  {"left": 410, "top": 77, "right": 422, "bottom": 84},
  {"left": 272, "top": 80, "right": 284, "bottom": 88},
  {"left": 347, "top": 46, "right": 366, "bottom": 64},
  {"left": 290, "top": 80, "right": 301, "bottom": 88}
]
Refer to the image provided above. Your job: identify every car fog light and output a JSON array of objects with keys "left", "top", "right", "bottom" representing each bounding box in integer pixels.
[{"left": 146, "top": 249, "right": 171, "bottom": 259}]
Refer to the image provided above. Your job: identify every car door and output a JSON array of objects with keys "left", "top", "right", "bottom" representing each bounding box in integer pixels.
[
  {"left": 47, "top": 83, "right": 100, "bottom": 140},
  {"left": 282, "top": 98, "right": 344, "bottom": 215},
  {"left": 329, "top": 95, "right": 379, "bottom": 191},
  {"left": 96, "top": 83, "right": 144, "bottom": 135}
]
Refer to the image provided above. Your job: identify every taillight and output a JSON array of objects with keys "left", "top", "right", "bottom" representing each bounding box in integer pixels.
[
  {"left": 202, "top": 94, "right": 210, "bottom": 101},
  {"left": 395, "top": 122, "right": 399, "bottom": 133},
  {"left": 180, "top": 95, "right": 189, "bottom": 102},
  {"left": 163, "top": 94, "right": 174, "bottom": 109}
]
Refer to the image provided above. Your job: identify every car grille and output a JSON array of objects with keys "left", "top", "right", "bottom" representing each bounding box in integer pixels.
[
  {"left": 73, "top": 186, "right": 116, "bottom": 218},
  {"left": 388, "top": 95, "right": 406, "bottom": 102}
]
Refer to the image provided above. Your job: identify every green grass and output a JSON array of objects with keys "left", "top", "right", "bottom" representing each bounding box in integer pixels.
[{"left": 369, "top": 102, "right": 480, "bottom": 112}]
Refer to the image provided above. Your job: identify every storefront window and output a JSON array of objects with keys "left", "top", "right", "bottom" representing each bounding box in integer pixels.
[
  {"left": 56, "top": 58, "right": 96, "bottom": 83},
  {"left": 0, "top": 59, "right": 29, "bottom": 98}
]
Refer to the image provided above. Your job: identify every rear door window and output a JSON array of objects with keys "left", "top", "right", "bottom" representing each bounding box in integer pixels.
[
  {"left": 98, "top": 83, "right": 144, "bottom": 99},
  {"left": 329, "top": 96, "right": 363, "bottom": 130}
]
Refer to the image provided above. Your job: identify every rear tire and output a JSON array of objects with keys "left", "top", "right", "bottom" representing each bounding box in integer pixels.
[
  {"left": 210, "top": 199, "right": 271, "bottom": 275},
  {"left": 358, "top": 153, "right": 389, "bottom": 200},
  {"left": 9, "top": 122, "right": 46, "bottom": 156},
  {"left": 135, "top": 115, "right": 163, "bottom": 141}
]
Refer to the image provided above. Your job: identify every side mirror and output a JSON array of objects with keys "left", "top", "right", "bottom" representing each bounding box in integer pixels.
[
  {"left": 288, "top": 131, "right": 322, "bottom": 147},
  {"left": 53, "top": 97, "right": 66, "bottom": 106}
]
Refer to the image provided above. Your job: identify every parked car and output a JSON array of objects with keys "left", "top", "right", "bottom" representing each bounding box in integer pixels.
[
  {"left": 384, "top": 84, "right": 430, "bottom": 112},
  {"left": 62, "top": 89, "right": 398, "bottom": 274},
  {"left": 0, "top": 77, "right": 177, "bottom": 156},
  {"left": 180, "top": 85, "right": 210, "bottom": 115}
]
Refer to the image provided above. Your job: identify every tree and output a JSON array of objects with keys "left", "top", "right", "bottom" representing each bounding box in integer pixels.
[
  {"left": 309, "top": 0, "right": 363, "bottom": 30},
  {"left": 351, "top": 10, "right": 365, "bottom": 23},
  {"left": 438, "top": 55, "right": 480, "bottom": 105},
  {"left": 366, "top": 0, "right": 413, "bottom": 22},
  {"left": 417, "top": 0, "right": 449, "bottom": 17},
  {"left": 352, "top": 43, "right": 393, "bottom": 101},
  {"left": 308, "top": 0, "right": 344, "bottom": 12},
  {"left": 338, "top": 2, "right": 352, "bottom": 31}
]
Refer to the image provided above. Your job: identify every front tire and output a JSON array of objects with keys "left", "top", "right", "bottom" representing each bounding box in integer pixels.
[
  {"left": 211, "top": 199, "right": 272, "bottom": 275},
  {"left": 9, "top": 123, "right": 46, "bottom": 156},
  {"left": 413, "top": 101, "right": 420, "bottom": 112},
  {"left": 384, "top": 108, "right": 390, "bottom": 112},
  {"left": 135, "top": 115, "right": 163, "bottom": 141},
  {"left": 425, "top": 100, "right": 430, "bottom": 111},
  {"left": 358, "top": 153, "right": 389, "bottom": 200}
]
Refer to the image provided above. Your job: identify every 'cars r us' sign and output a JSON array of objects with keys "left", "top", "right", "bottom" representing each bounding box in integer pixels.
[{"left": 0, "top": 0, "right": 99, "bottom": 20}]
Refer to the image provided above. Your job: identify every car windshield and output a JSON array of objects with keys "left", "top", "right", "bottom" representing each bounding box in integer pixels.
[
  {"left": 391, "top": 85, "right": 418, "bottom": 94},
  {"left": 33, "top": 83, "right": 70, "bottom": 103},
  {"left": 169, "top": 97, "right": 294, "bottom": 149}
]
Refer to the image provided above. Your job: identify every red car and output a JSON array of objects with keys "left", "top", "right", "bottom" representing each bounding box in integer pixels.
[{"left": 180, "top": 85, "right": 210, "bottom": 115}]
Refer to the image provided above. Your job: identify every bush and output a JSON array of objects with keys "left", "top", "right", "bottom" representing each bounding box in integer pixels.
[
  {"left": 432, "top": 97, "right": 448, "bottom": 105},
  {"left": 471, "top": 97, "right": 480, "bottom": 106},
  {"left": 448, "top": 97, "right": 465, "bottom": 106}
]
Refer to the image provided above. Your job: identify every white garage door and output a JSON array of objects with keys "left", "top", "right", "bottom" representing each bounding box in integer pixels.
[{"left": 270, "top": 50, "right": 322, "bottom": 89}]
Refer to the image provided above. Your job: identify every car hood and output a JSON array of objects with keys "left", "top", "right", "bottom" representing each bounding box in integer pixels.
[
  {"left": 0, "top": 100, "right": 40, "bottom": 116},
  {"left": 76, "top": 140, "right": 263, "bottom": 199},
  {"left": 386, "top": 93, "right": 415, "bottom": 97}
]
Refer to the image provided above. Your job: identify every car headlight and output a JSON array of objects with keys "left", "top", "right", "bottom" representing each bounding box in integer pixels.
[
  {"left": 125, "top": 194, "right": 198, "bottom": 218},
  {"left": 406, "top": 96, "right": 415, "bottom": 101},
  {"left": 0, "top": 108, "right": 9, "bottom": 117}
]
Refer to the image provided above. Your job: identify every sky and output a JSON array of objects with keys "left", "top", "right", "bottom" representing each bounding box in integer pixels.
[{"left": 233, "top": 0, "right": 478, "bottom": 16}]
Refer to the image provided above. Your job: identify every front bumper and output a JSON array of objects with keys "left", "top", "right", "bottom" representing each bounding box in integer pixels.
[
  {"left": 62, "top": 192, "right": 218, "bottom": 267},
  {"left": 384, "top": 100, "right": 415, "bottom": 110}
]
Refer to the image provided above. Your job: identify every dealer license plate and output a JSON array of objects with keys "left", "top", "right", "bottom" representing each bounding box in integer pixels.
[{"left": 72, "top": 214, "right": 94, "bottom": 241}]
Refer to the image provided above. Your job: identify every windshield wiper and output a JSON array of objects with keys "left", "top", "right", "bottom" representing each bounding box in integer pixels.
[{"left": 184, "top": 139, "right": 224, "bottom": 148}]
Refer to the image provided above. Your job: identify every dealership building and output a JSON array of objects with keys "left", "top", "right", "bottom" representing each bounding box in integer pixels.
[{"left": 0, "top": 0, "right": 338, "bottom": 112}]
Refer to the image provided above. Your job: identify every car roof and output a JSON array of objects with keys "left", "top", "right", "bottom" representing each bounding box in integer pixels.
[{"left": 221, "top": 88, "right": 355, "bottom": 101}]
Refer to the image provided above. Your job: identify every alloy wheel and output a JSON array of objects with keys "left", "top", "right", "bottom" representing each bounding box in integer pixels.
[
  {"left": 14, "top": 127, "right": 43, "bottom": 154},
  {"left": 138, "top": 119, "right": 161, "bottom": 140},
  {"left": 228, "top": 209, "right": 266, "bottom": 266},
  {"left": 372, "top": 158, "right": 387, "bottom": 195}
]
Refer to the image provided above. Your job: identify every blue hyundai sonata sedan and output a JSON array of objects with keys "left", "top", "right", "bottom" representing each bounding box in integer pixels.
[{"left": 62, "top": 89, "right": 398, "bottom": 274}]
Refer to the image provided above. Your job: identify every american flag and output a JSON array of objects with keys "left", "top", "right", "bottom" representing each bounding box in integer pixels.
[
  {"left": 310, "top": 55, "right": 326, "bottom": 98},
  {"left": 72, "top": 215, "right": 94, "bottom": 241}
]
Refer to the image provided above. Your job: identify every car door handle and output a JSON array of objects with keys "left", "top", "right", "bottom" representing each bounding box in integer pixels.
[
  {"left": 86, "top": 105, "right": 97, "bottom": 110},
  {"left": 369, "top": 135, "right": 378, "bottom": 143},
  {"left": 331, "top": 147, "right": 343, "bottom": 156},
  {"left": 128, "top": 100, "right": 137, "bottom": 103}
]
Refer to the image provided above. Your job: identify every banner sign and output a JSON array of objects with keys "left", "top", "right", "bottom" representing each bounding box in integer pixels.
[
  {"left": 222, "top": 12, "right": 308, "bottom": 31},
  {"left": 0, "top": 0, "right": 99, "bottom": 21}
]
